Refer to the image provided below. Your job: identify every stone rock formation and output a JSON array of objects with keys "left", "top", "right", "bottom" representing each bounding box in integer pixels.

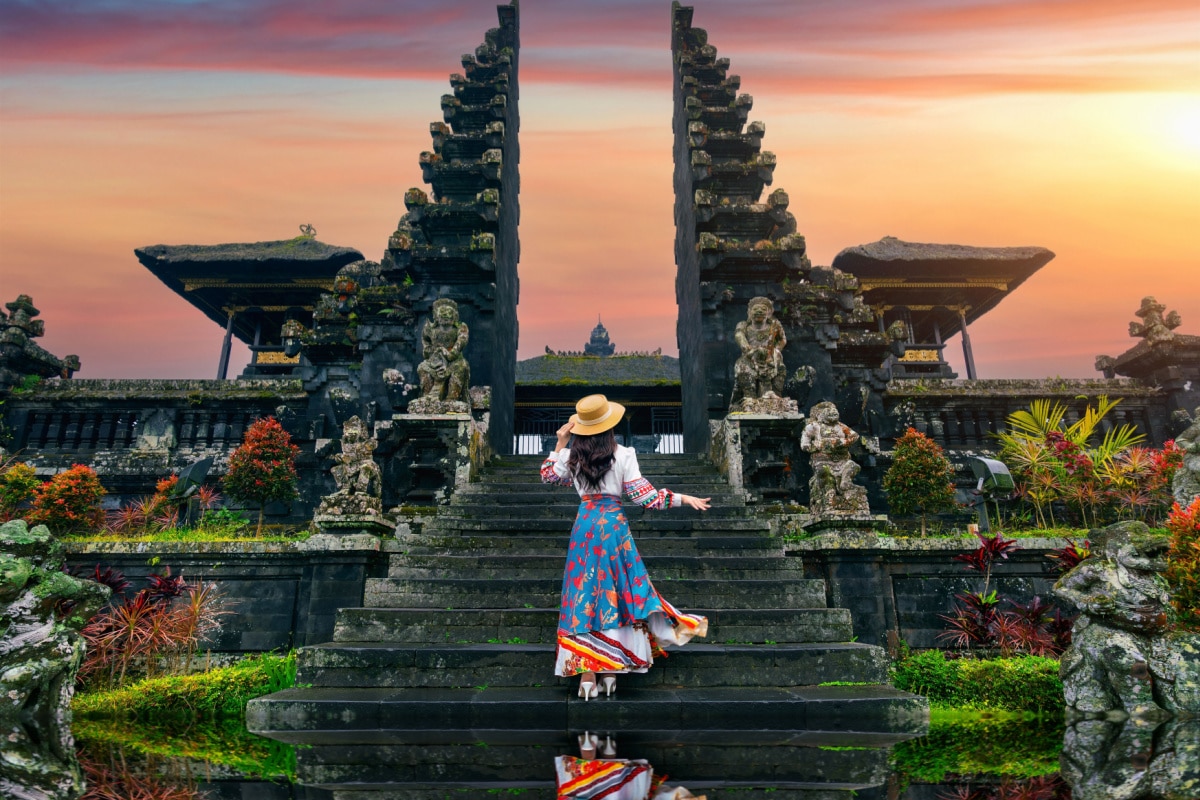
[
  {"left": 1174, "top": 408, "right": 1200, "bottom": 508},
  {"left": 411, "top": 298, "right": 472, "bottom": 414},
  {"left": 1, "top": 519, "right": 110, "bottom": 800},
  {"left": 730, "top": 297, "right": 797, "bottom": 415},
  {"left": 1062, "top": 718, "right": 1200, "bottom": 800},
  {"left": 1055, "top": 521, "right": 1200, "bottom": 719},
  {"left": 800, "top": 401, "right": 870, "bottom": 516},
  {"left": 315, "top": 416, "right": 383, "bottom": 521},
  {"left": 0, "top": 295, "right": 80, "bottom": 397}
]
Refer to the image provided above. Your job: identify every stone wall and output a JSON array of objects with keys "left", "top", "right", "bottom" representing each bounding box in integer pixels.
[
  {"left": 792, "top": 534, "right": 1072, "bottom": 648},
  {"left": 64, "top": 538, "right": 381, "bottom": 652}
]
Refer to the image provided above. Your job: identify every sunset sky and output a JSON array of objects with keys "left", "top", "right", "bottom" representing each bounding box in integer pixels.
[{"left": 1, "top": 0, "right": 1197, "bottom": 380}]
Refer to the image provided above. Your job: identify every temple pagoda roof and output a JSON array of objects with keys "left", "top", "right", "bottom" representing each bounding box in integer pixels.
[
  {"left": 832, "top": 237, "right": 1054, "bottom": 343},
  {"left": 516, "top": 354, "right": 680, "bottom": 386},
  {"left": 135, "top": 237, "right": 364, "bottom": 346}
]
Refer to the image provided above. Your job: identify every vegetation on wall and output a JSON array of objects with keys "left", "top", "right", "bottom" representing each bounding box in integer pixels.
[
  {"left": 222, "top": 416, "right": 300, "bottom": 536},
  {"left": 1165, "top": 498, "right": 1200, "bottom": 630},
  {"left": 884, "top": 427, "right": 958, "bottom": 536}
]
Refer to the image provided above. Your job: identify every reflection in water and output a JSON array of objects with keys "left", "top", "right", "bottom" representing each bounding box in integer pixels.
[
  {"left": 0, "top": 721, "right": 84, "bottom": 800},
  {"left": 1062, "top": 719, "right": 1200, "bottom": 800},
  {"left": 557, "top": 733, "right": 703, "bottom": 800}
]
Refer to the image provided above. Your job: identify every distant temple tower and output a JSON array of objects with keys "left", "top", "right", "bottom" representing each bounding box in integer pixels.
[{"left": 584, "top": 318, "right": 615, "bottom": 357}]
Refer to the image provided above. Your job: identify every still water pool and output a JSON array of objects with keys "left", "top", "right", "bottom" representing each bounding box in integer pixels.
[{"left": 62, "top": 715, "right": 1199, "bottom": 799}]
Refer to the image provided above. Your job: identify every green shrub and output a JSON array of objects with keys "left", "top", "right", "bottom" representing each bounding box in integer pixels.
[
  {"left": 0, "top": 461, "right": 39, "bottom": 521},
  {"left": 892, "top": 650, "right": 1063, "bottom": 712},
  {"left": 73, "top": 651, "right": 297, "bottom": 720}
]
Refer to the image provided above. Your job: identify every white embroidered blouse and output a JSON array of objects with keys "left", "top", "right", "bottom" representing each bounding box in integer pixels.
[{"left": 540, "top": 444, "right": 681, "bottom": 510}]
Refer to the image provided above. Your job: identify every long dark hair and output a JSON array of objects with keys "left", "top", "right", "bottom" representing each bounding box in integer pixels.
[{"left": 568, "top": 430, "right": 617, "bottom": 492}]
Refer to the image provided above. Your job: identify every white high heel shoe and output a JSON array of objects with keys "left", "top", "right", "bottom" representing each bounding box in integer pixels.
[
  {"left": 577, "top": 677, "right": 598, "bottom": 700},
  {"left": 600, "top": 675, "right": 617, "bottom": 697}
]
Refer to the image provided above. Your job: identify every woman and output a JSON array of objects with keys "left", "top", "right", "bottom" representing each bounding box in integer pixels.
[{"left": 541, "top": 394, "right": 711, "bottom": 700}]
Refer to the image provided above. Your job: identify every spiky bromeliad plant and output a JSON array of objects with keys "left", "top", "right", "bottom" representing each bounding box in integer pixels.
[
  {"left": 222, "top": 417, "right": 299, "bottom": 536},
  {"left": 883, "top": 427, "right": 958, "bottom": 536}
]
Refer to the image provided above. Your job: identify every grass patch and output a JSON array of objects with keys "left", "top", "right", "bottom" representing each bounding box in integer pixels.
[
  {"left": 61, "top": 525, "right": 311, "bottom": 544},
  {"left": 892, "top": 650, "right": 1063, "bottom": 713},
  {"left": 891, "top": 708, "right": 1064, "bottom": 783},
  {"left": 73, "top": 651, "right": 297, "bottom": 721},
  {"left": 74, "top": 716, "right": 297, "bottom": 781}
]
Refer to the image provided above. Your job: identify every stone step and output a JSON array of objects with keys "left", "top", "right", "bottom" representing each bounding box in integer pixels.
[
  {"left": 387, "top": 535, "right": 783, "bottom": 557},
  {"left": 385, "top": 554, "right": 805, "bottom": 581},
  {"left": 251, "top": 731, "right": 917, "bottom": 794},
  {"left": 442, "top": 506, "right": 756, "bottom": 522},
  {"left": 418, "top": 517, "right": 773, "bottom": 533},
  {"left": 293, "top": 642, "right": 889, "bottom": 689},
  {"left": 333, "top": 607, "right": 853, "bottom": 644},
  {"left": 288, "top": 786, "right": 884, "bottom": 800},
  {"left": 247, "top": 682, "right": 924, "bottom": 735},
  {"left": 363, "top": 577, "right": 825, "bottom": 610}
]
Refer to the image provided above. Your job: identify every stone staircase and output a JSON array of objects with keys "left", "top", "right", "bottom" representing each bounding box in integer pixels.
[{"left": 248, "top": 454, "right": 927, "bottom": 737}]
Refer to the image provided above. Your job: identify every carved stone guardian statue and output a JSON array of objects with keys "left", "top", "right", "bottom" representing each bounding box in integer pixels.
[
  {"left": 730, "top": 297, "right": 797, "bottom": 415},
  {"left": 315, "top": 416, "right": 384, "bottom": 522},
  {"left": 410, "top": 298, "right": 471, "bottom": 414},
  {"left": 800, "top": 401, "right": 870, "bottom": 516}
]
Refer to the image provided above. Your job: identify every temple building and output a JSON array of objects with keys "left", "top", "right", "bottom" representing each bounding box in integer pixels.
[{"left": 514, "top": 323, "right": 682, "bottom": 453}]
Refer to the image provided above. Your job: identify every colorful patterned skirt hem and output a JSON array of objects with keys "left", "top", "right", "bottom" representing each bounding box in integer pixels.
[{"left": 555, "top": 494, "right": 707, "bottom": 677}]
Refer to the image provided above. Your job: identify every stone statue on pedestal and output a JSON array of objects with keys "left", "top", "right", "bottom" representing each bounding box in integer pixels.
[
  {"left": 316, "top": 416, "right": 383, "bottom": 520},
  {"left": 1174, "top": 407, "right": 1200, "bottom": 508},
  {"left": 1054, "top": 521, "right": 1200, "bottom": 719},
  {"left": 800, "top": 401, "right": 869, "bottom": 516},
  {"left": 730, "top": 297, "right": 797, "bottom": 415},
  {"left": 411, "top": 298, "right": 471, "bottom": 414}
]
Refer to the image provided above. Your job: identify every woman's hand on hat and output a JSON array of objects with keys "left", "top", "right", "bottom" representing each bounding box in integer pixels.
[
  {"left": 682, "top": 495, "right": 711, "bottom": 511},
  {"left": 555, "top": 421, "right": 575, "bottom": 450}
]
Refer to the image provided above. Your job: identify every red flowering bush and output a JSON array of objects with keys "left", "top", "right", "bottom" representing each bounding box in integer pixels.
[
  {"left": 883, "top": 427, "right": 958, "bottom": 535},
  {"left": 1165, "top": 498, "right": 1200, "bottom": 631},
  {"left": 222, "top": 417, "right": 299, "bottom": 536},
  {"left": 28, "top": 464, "right": 106, "bottom": 532}
]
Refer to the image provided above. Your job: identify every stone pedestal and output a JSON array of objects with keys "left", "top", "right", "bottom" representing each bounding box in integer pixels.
[
  {"left": 311, "top": 514, "right": 393, "bottom": 539},
  {"left": 710, "top": 414, "right": 806, "bottom": 503},
  {"left": 375, "top": 413, "right": 489, "bottom": 505},
  {"left": 799, "top": 514, "right": 890, "bottom": 536}
]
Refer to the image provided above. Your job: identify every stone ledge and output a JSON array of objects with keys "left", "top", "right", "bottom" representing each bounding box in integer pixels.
[{"left": 788, "top": 532, "right": 1073, "bottom": 553}]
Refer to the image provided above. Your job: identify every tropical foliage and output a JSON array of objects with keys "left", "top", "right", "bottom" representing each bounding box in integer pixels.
[
  {"left": 995, "top": 396, "right": 1178, "bottom": 528},
  {"left": 222, "top": 417, "right": 299, "bottom": 536},
  {"left": 79, "top": 564, "right": 229, "bottom": 687},
  {"left": 884, "top": 427, "right": 959, "bottom": 535}
]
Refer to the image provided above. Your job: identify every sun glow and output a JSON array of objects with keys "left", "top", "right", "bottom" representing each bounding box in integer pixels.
[{"left": 1165, "top": 99, "right": 1200, "bottom": 158}]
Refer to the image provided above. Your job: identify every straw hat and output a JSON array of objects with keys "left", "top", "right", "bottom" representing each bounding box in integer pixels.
[{"left": 570, "top": 394, "right": 625, "bottom": 435}]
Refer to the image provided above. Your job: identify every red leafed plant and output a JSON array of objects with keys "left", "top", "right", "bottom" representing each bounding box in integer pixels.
[
  {"left": 1165, "top": 498, "right": 1200, "bottom": 631},
  {"left": 883, "top": 427, "right": 959, "bottom": 536},
  {"left": 1046, "top": 537, "right": 1091, "bottom": 576},
  {"left": 79, "top": 567, "right": 229, "bottom": 686},
  {"left": 28, "top": 463, "right": 106, "bottom": 532},
  {"left": 222, "top": 417, "right": 299, "bottom": 536},
  {"left": 940, "top": 532, "right": 1073, "bottom": 655}
]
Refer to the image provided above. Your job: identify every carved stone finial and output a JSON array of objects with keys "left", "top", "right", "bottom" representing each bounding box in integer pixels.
[
  {"left": 410, "top": 298, "right": 471, "bottom": 414},
  {"left": 800, "top": 401, "right": 869, "bottom": 516},
  {"left": 299, "top": 223, "right": 317, "bottom": 238},
  {"left": 0, "top": 294, "right": 81, "bottom": 393},
  {"left": 1129, "top": 296, "right": 1182, "bottom": 345},
  {"left": 730, "top": 297, "right": 797, "bottom": 414}
]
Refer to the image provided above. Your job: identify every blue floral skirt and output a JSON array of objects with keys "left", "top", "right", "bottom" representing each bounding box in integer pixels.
[{"left": 554, "top": 495, "right": 707, "bottom": 676}]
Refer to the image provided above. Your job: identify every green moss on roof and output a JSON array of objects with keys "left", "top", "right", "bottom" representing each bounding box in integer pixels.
[{"left": 516, "top": 354, "right": 681, "bottom": 386}]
